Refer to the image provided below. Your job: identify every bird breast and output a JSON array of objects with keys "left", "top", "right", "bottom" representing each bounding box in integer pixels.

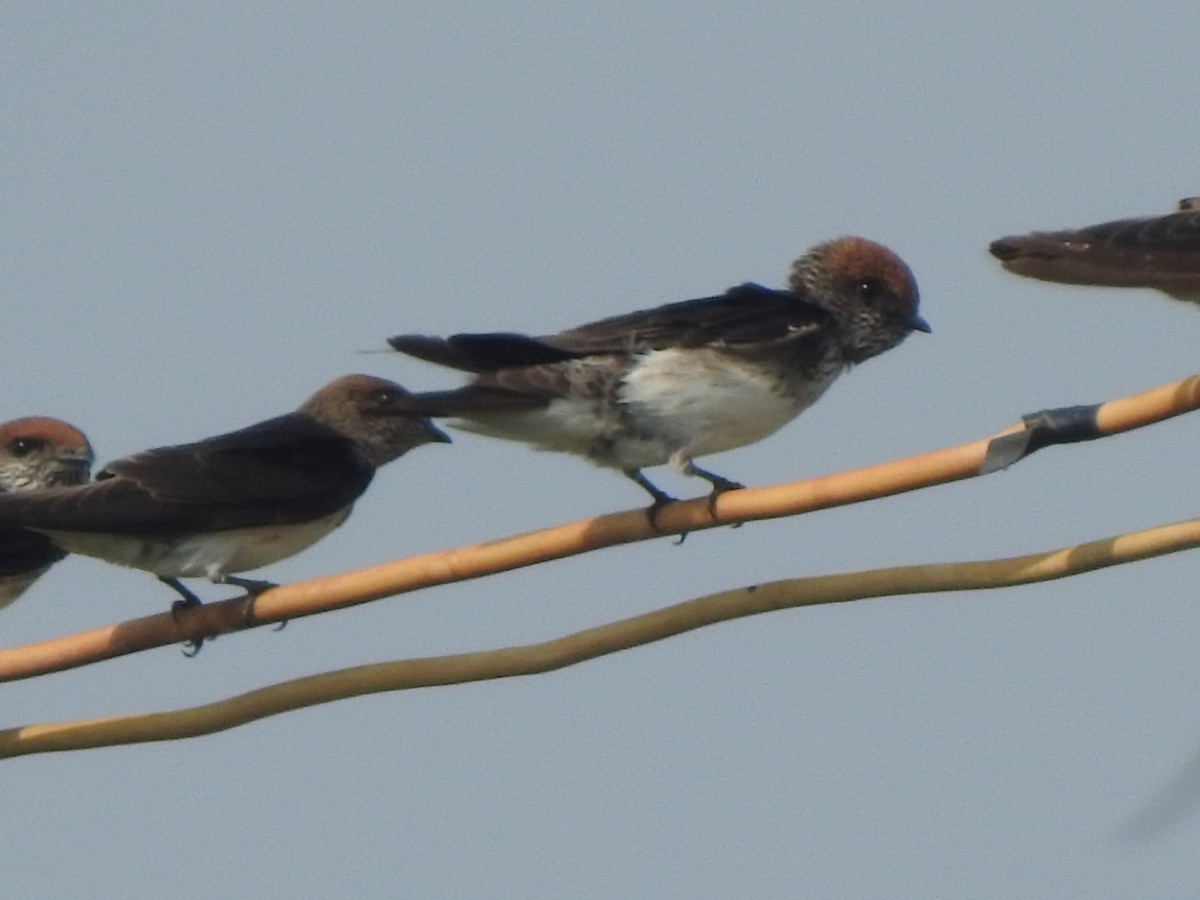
[{"left": 617, "top": 347, "right": 836, "bottom": 459}]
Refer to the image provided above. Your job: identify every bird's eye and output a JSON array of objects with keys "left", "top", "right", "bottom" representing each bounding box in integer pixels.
[
  {"left": 856, "top": 279, "right": 883, "bottom": 301},
  {"left": 9, "top": 438, "right": 43, "bottom": 456},
  {"left": 373, "top": 389, "right": 395, "bottom": 406}
]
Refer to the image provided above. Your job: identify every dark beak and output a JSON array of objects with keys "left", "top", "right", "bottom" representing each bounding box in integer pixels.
[
  {"left": 907, "top": 311, "right": 932, "bottom": 334},
  {"left": 424, "top": 421, "right": 452, "bottom": 444}
]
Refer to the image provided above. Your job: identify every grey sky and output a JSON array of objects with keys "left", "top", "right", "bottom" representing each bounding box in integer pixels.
[{"left": 4, "top": 2, "right": 1200, "bottom": 897}]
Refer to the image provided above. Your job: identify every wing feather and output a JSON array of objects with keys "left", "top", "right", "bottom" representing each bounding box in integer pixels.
[
  {"left": 0, "top": 415, "right": 375, "bottom": 535},
  {"left": 390, "top": 283, "right": 833, "bottom": 374}
]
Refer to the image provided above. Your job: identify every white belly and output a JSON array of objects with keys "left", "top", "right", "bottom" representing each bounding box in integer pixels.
[
  {"left": 38, "top": 507, "right": 353, "bottom": 580},
  {"left": 454, "top": 348, "right": 839, "bottom": 471},
  {"left": 453, "top": 399, "right": 614, "bottom": 460},
  {"left": 615, "top": 348, "right": 835, "bottom": 465}
]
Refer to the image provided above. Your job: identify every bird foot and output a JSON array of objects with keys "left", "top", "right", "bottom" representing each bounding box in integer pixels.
[
  {"left": 685, "top": 463, "right": 744, "bottom": 525},
  {"left": 163, "top": 577, "right": 203, "bottom": 615},
  {"left": 705, "top": 481, "right": 745, "bottom": 524},
  {"left": 159, "top": 577, "right": 208, "bottom": 656},
  {"left": 624, "top": 468, "right": 686, "bottom": 538},
  {"left": 169, "top": 596, "right": 199, "bottom": 618},
  {"left": 644, "top": 496, "right": 673, "bottom": 531},
  {"left": 215, "top": 576, "right": 287, "bottom": 632},
  {"left": 642, "top": 496, "right": 689, "bottom": 544},
  {"left": 216, "top": 576, "right": 279, "bottom": 595}
]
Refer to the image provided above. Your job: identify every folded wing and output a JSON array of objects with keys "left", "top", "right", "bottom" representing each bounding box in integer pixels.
[
  {"left": 0, "top": 415, "right": 376, "bottom": 535},
  {"left": 389, "top": 283, "right": 832, "bottom": 373}
]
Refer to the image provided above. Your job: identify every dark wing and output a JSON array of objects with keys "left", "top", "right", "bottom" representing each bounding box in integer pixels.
[
  {"left": 0, "top": 414, "right": 375, "bottom": 535},
  {"left": 387, "top": 334, "right": 576, "bottom": 373},
  {"left": 1080, "top": 211, "right": 1200, "bottom": 253},
  {"left": 991, "top": 211, "right": 1200, "bottom": 290},
  {"left": 389, "top": 284, "right": 832, "bottom": 372},
  {"left": 0, "top": 531, "right": 64, "bottom": 577},
  {"left": 545, "top": 283, "right": 830, "bottom": 352}
]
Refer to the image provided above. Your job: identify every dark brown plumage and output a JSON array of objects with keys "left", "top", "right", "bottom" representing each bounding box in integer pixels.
[
  {"left": 0, "top": 376, "right": 448, "bottom": 609},
  {"left": 990, "top": 203, "right": 1200, "bottom": 301}
]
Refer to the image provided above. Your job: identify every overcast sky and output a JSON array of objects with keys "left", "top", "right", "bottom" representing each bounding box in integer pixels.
[{"left": 4, "top": 3, "right": 1200, "bottom": 897}]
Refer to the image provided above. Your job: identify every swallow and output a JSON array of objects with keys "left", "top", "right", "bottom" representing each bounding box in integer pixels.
[
  {"left": 0, "top": 376, "right": 448, "bottom": 619},
  {"left": 389, "top": 236, "right": 929, "bottom": 509},
  {"left": 990, "top": 199, "right": 1200, "bottom": 302},
  {"left": 0, "top": 417, "right": 94, "bottom": 610}
]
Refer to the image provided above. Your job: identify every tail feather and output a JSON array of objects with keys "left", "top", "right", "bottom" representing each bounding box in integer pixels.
[
  {"left": 388, "top": 335, "right": 493, "bottom": 373},
  {"left": 389, "top": 333, "right": 578, "bottom": 372},
  {"left": 396, "top": 387, "right": 548, "bottom": 417}
]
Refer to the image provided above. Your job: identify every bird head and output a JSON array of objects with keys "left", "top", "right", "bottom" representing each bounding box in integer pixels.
[
  {"left": 790, "top": 236, "right": 929, "bottom": 364},
  {"left": 299, "top": 375, "right": 450, "bottom": 467},
  {"left": 0, "top": 417, "right": 94, "bottom": 491}
]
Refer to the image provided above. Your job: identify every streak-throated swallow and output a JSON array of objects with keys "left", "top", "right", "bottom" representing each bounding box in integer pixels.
[
  {"left": 0, "top": 376, "right": 448, "bottom": 615},
  {"left": 0, "top": 417, "right": 94, "bottom": 611},
  {"left": 990, "top": 199, "right": 1200, "bottom": 303},
  {"left": 388, "top": 236, "right": 929, "bottom": 507}
]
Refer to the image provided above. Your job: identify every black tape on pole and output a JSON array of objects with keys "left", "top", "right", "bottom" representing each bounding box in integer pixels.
[{"left": 979, "top": 404, "right": 1103, "bottom": 475}]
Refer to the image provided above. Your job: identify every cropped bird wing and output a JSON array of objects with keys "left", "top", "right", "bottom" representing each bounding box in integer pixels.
[
  {"left": 991, "top": 211, "right": 1200, "bottom": 292},
  {"left": 0, "top": 415, "right": 375, "bottom": 535},
  {"left": 0, "top": 531, "right": 64, "bottom": 577},
  {"left": 389, "top": 284, "right": 833, "bottom": 372},
  {"left": 1078, "top": 211, "right": 1200, "bottom": 252}
]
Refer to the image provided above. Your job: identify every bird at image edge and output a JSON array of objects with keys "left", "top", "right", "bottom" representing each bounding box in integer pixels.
[
  {"left": 0, "top": 417, "right": 94, "bottom": 611},
  {"left": 0, "top": 376, "right": 448, "bottom": 618}
]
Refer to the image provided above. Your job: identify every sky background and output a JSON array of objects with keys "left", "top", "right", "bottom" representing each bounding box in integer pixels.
[{"left": 3, "top": 3, "right": 1200, "bottom": 897}]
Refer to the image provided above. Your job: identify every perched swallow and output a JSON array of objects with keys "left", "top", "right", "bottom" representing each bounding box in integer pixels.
[
  {"left": 389, "top": 236, "right": 929, "bottom": 507},
  {"left": 990, "top": 200, "right": 1200, "bottom": 302},
  {"left": 0, "top": 418, "right": 94, "bottom": 610},
  {"left": 0, "top": 376, "right": 448, "bottom": 613}
]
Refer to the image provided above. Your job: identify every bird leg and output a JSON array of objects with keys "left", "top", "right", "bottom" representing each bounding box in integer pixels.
[
  {"left": 159, "top": 577, "right": 208, "bottom": 656},
  {"left": 216, "top": 575, "right": 279, "bottom": 595},
  {"left": 214, "top": 575, "right": 286, "bottom": 631},
  {"left": 623, "top": 468, "right": 679, "bottom": 532},
  {"left": 161, "top": 576, "right": 202, "bottom": 613},
  {"left": 681, "top": 460, "right": 745, "bottom": 521}
]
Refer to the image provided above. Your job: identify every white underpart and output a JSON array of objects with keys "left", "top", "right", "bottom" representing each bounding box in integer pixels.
[
  {"left": 452, "top": 397, "right": 612, "bottom": 459},
  {"left": 619, "top": 347, "right": 833, "bottom": 467},
  {"left": 36, "top": 507, "right": 353, "bottom": 580},
  {"left": 455, "top": 347, "right": 840, "bottom": 470}
]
